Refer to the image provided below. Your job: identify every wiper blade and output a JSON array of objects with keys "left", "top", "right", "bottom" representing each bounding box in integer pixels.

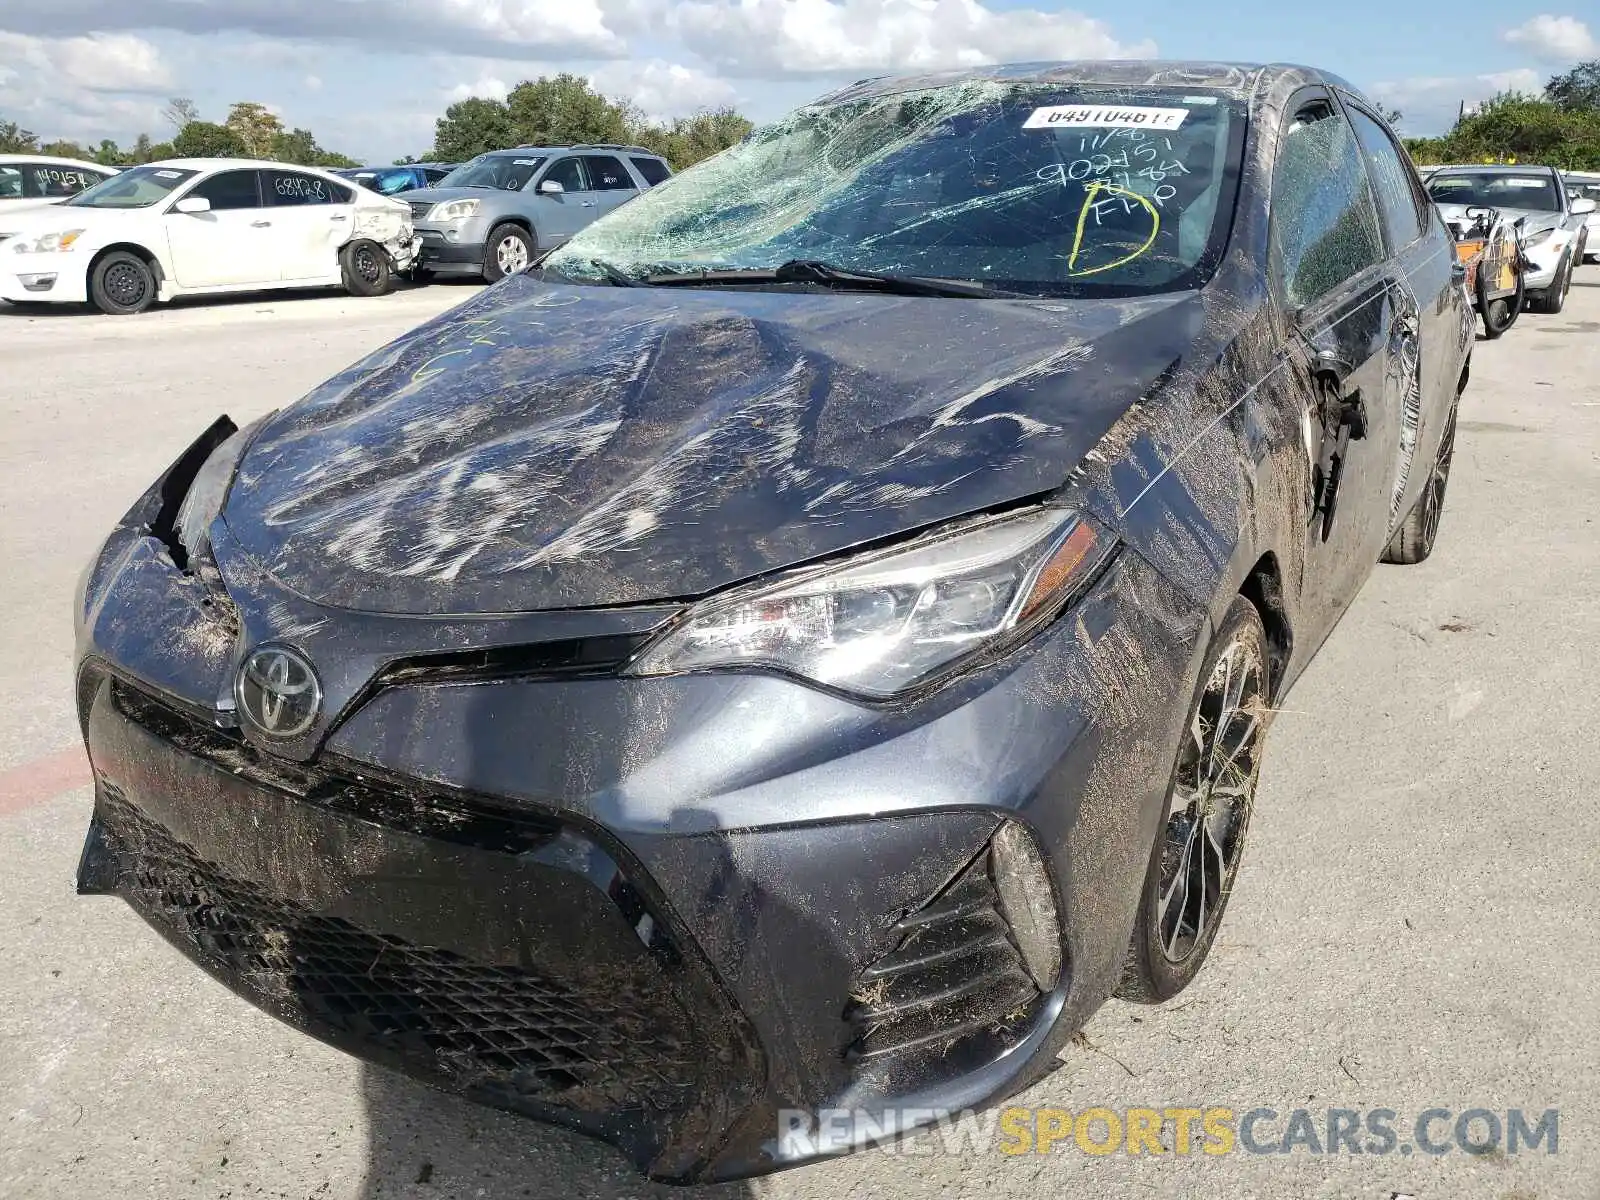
[
  {"left": 643, "top": 260, "right": 1021, "bottom": 298},
  {"left": 588, "top": 258, "right": 640, "bottom": 287}
]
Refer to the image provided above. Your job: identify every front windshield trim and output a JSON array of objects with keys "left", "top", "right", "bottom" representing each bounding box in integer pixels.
[{"left": 543, "top": 84, "right": 1248, "bottom": 299}]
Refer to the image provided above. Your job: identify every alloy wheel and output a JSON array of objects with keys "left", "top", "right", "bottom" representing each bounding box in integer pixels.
[
  {"left": 496, "top": 235, "right": 529, "bottom": 275},
  {"left": 1420, "top": 404, "right": 1457, "bottom": 549},
  {"left": 1157, "top": 636, "right": 1266, "bottom": 963}
]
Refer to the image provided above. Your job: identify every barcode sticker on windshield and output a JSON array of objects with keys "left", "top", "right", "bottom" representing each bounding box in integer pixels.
[{"left": 1024, "top": 105, "right": 1189, "bottom": 131}]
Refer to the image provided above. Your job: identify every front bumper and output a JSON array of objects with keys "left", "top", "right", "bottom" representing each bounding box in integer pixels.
[
  {"left": 73, "top": 476, "right": 1207, "bottom": 1180},
  {"left": 413, "top": 217, "right": 492, "bottom": 273},
  {"left": 1521, "top": 234, "right": 1574, "bottom": 290},
  {"left": 0, "top": 249, "right": 88, "bottom": 303}
]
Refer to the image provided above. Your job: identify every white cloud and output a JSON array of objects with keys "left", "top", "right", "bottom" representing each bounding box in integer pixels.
[
  {"left": 446, "top": 75, "right": 512, "bottom": 103},
  {"left": 1502, "top": 15, "right": 1596, "bottom": 62},
  {"left": 665, "top": 0, "right": 1154, "bottom": 77},
  {"left": 0, "top": 31, "right": 172, "bottom": 143},
  {"left": 590, "top": 60, "right": 738, "bottom": 120},
  {"left": 304, "top": 74, "right": 323, "bottom": 91},
  {"left": 1370, "top": 68, "right": 1545, "bottom": 135},
  {"left": 3, "top": 0, "right": 625, "bottom": 59}
]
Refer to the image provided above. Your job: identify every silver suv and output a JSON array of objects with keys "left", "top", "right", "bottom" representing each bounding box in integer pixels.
[{"left": 401, "top": 145, "right": 672, "bottom": 282}]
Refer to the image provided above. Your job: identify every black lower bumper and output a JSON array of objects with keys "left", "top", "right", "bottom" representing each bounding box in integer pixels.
[
  {"left": 414, "top": 232, "right": 486, "bottom": 272},
  {"left": 77, "top": 678, "right": 764, "bottom": 1182}
]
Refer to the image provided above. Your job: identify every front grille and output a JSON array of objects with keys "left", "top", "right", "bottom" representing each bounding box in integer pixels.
[
  {"left": 846, "top": 846, "right": 1041, "bottom": 1061},
  {"left": 109, "top": 678, "right": 560, "bottom": 856},
  {"left": 97, "top": 786, "right": 710, "bottom": 1113},
  {"left": 407, "top": 200, "right": 432, "bottom": 221}
]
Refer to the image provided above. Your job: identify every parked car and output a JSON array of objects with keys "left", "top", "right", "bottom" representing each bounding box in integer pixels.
[
  {"left": 334, "top": 163, "right": 456, "bottom": 196},
  {"left": 0, "top": 155, "right": 119, "bottom": 236},
  {"left": 72, "top": 62, "right": 1469, "bottom": 1182},
  {"left": 1, "top": 159, "right": 421, "bottom": 314},
  {"left": 400, "top": 144, "right": 673, "bottom": 281},
  {"left": 1425, "top": 164, "right": 1595, "bottom": 312},
  {"left": 1562, "top": 170, "right": 1600, "bottom": 263}
]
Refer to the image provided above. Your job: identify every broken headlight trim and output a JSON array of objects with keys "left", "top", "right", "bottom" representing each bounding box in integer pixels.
[
  {"left": 429, "top": 198, "right": 480, "bottom": 222},
  {"left": 173, "top": 422, "right": 256, "bottom": 562},
  {"left": 626, "top": 505, "right": 1116, "bottom": 699},
  {"left": 1520, "top": 227, "right": 1558, "bottom": 250},
  {"left": 13, "top": 229, "right": 85, "bottom": 254}
]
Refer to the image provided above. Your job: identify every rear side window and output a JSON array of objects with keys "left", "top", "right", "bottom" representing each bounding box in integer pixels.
[
  {"left": 578, "top": 155, "right": 633, "bottom": 189},
  {"left": 9, "top": 162, "right": 110, "bottom": 198},
  {"left": 0, "top": 167, "right": 22, "bottom": 199},
  {"left": 1270, "top": 103, "right": 1386, "bottom": 307},
  {"left": 629, "top": 156, "right": 671, "bottom": 186},
  {"left": 264, "top": 170, "right": 353, "bottom": 206},
  {"left": 187, "top": 169, "right": 263, "bottom": 211},
  {"left": 1346, "top": 106, "right": 1427, "bottom": 249}
]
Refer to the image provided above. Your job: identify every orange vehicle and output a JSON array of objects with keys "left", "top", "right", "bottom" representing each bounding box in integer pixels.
[{"left": 1447, "top": 205, "right": 1525, "bottom": 338}]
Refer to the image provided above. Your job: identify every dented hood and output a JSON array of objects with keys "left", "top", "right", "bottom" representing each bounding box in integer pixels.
[{"left": 223, "top": 275, "right": 1199, "bottom": 615}]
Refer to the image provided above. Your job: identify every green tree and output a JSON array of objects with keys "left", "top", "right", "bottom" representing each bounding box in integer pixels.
[
  {"left": 1545, "top": 59, "right": 1600, "bottom": 112},
  {"left": 1415, "top": 92, "right": 1600, "bottom": 171},
  {"left": 173, "top": 121, "right": 247, "bottom": 158},
  {"left": 225, "top": 101, "right": 285, "bottom": 158},
  {"left": 94, "top": 138, "right": 127, "bottom": 166},
  {"left": 506, "top": 73, "right": 630, "bottom": 146},
  {"left": 40, "top": 139, "right": 90, "bottom": 159},
  {"left": 0, "top": 118, "right": 39, "bottom": 153},
  {"left": 431, "top": 96, "right": 515, "bottom": 161},
  {"left": 639, "top": 108, "right": 754, "bottom": 169}
]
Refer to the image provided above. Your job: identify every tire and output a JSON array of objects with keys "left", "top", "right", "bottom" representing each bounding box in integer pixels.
[
  {"left": 1533, "top": 252, "right": 1572, "bottom": 314},
  {"left": 1480, "top": 264, "right": 1522, "bottom": 339},
  {"left": 340, "top": 239, "right": 393, "bottom": 297},
  {"left": 1381, "top": 398, "right": 1457, "bottom": 565},
  {"left": 1116, "top": 596, "right": 1270, "bottom": 1004},
  {"left": 89, "top": 250, "right": 156, "bottom": 315},
  {"left": 482, "top": 224, "right": 534, "bottom": 283}
]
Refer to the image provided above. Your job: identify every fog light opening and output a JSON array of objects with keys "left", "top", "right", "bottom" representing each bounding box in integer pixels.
[{"left": 989, "top": 821, "right": 1062, "bottom": 991}]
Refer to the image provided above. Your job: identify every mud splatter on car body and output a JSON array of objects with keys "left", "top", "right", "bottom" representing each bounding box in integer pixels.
[{"left": 72, "top": 60, "right": 1469, "bottom": 1183}]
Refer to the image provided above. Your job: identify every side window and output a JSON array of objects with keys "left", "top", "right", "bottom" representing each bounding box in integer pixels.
[
  {"left": 264, "top": 170, "right": 352, "bottom": 206},
  {"left": 1346, "top": 105, "right": 1427, "bottom": 249},
  {"left": 0, "top": 166, "right": 23, "bottom": 199},
  {"left": 1270, "top": 103, "right": 1386, "bottom": 308},
  {"left": 580, "top": 155, "right": 633, "bottom": 190},
  {"left": 186, "top": 169, "right": 263, "bottom": 211},
  {"left": 538, "top": 157, "right": 586, "bottom": 193},
  {"left": 629, "top": 156, "right": 671, "bottom": 187}
]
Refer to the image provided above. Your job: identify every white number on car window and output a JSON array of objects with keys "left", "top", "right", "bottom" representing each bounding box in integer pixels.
[{"left": 275, "top": 175, "right": 329, "bottom": 201}]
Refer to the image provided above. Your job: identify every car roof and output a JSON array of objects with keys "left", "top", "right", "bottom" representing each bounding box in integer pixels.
[
  {"left": 0, "top": 153, "right": 118, "bottom": 172},
  {"left": 1429, "top": 164, "right": 1558, "bottom": 176},
  {"left": 481, "top": 144, "right": 667, "bottom": 158},
  {"left": 808, "top": 59, "right": 1359, "bottom": 106}
]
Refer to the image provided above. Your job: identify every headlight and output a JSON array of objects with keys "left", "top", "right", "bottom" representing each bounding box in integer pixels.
[
  {"left": 13, "top": 229, "right": 85, "bottom": 254},
  {"left": 428, "top": 199, "right": 480, "bottom": 222},
  {"left": 1521, "top": 227, "right": 1558, "bottom": 250},
  {"left": 627, "top": 506, "right": 1116, "bottom": 698},
  {"left": 174, "top": 424, "right": 255, "bottom": 561}
]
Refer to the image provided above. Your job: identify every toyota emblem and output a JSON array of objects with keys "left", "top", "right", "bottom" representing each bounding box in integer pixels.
[{"left": 236, "top": 645, "right": 322, "bottom": 737}]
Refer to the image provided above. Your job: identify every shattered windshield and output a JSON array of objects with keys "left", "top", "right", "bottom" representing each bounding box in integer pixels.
[
  {"left": 545, "top": 83, "right": 1245, "bottom": 296},
  {"left": 1427, "top": 172, "right": 1562, "bottom": 212},
  {"left": 440, "top": 155, "right": 544, "bottom": 191}
]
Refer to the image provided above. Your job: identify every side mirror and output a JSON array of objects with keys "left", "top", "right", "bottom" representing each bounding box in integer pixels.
[
  {"left": 537, "top": 179, "right": 564, "bottom": 195},
  {"left": 174, "top": 196, "right": 211, "bottom": 214},
  {"left": 1571, "top": 197, "right": 1597, "bottom": 216},
  {"left": 1513, "top": 215, "right": 1527, "bottom": 227}
]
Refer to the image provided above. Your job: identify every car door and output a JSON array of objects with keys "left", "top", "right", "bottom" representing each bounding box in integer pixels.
[
  {"left": 261, "top": 168, "right": 356, "bottom": 282},
  {"left": 163, "top": 169, "right": 279, "bottom": 288},
  {"left": 528, "top": 156, "right": 594, "bottom": 245},
  {"left": 578, "top": 154, "right": 640, "bottom": 216},
  {"left": 1264, "top": 92, "right": 1401, "bottom": 641},
  {"left": 1341, "top": 96, "right": 1466, "bottom": 529}
]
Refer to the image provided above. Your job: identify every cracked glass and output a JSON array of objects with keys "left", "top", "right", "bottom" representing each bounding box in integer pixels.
[{"left": 544, "top": 83, "right": 1247, "bottom": 297}]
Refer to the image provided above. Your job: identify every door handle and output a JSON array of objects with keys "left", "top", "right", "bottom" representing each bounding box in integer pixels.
[
  {"left": 251, "top": 220, "right": 272, "bottom": 228},
  {"left": 581, "top": 201, "right": 597, "bottom": 207},
  {"left": 329, "top": 214, "right": 348, "bottom": 222}
]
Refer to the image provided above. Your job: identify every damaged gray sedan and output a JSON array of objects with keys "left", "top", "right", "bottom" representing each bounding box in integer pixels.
[{"left": 73, "top": 61, "right": 1470, "bottom": 1181}]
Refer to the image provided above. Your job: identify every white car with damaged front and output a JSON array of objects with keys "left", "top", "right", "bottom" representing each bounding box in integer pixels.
[{"left": 0, "top": 158, "right": 423, "bottom": 314}]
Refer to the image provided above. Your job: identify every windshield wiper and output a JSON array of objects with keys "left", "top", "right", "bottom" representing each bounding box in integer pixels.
[
  {"left": 588, "top": 258, "right": 641, "bottom": 287},
  {"left": 642, "top": 260, "right": 1023, "bottom": 299}
]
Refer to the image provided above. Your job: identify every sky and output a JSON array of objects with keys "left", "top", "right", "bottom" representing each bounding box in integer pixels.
[{"left": 0, "top": 1, "right": 1594, "bottom": 165}]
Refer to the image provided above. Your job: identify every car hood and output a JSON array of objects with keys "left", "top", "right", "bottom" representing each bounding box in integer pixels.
[
  {"left": 398, "top": 185, "right": 499, "bottom": 206},
  {"left": 0, "top": 197, "right": 69, "bottom": 224},
  {"left": 223, "top": 275, "right": 1203, "bottom": 615}
]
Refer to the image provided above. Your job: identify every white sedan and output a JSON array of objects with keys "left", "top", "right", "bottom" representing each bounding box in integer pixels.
[
  {"left": 0, "top": 155, "right": 120, "bottom": 221},
  {"left": 0, "top": 158, "right": 422, "bottom": 314}
]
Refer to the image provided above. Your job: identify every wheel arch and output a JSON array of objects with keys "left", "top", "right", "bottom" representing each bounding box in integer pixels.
[
  {"left": 1236, "top": 551, "right": 1293, "bottom": 701},
  {"left": 88, "top": 241, "right": 165, "bottom": 286}
]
